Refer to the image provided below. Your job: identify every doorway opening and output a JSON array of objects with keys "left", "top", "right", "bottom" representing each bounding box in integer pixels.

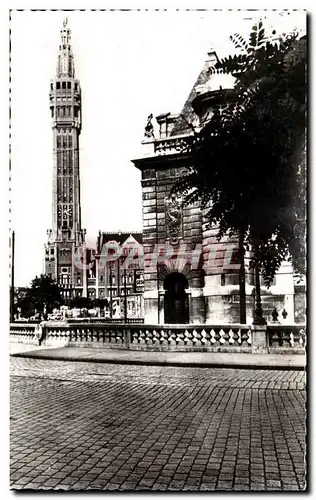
[{"left": 164, "top": 272, "right": 189, "bottom": 324}]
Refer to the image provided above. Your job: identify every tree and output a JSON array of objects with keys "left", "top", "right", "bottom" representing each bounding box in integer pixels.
[
  {"left": 173, "top": 20, "right": 306, "bottom": 322},
  {"left": 69, "top": 296, "right": 91, "bottom": 310},
  {"left": 23, "top": 274, "right": 63, "bottom": 317}
]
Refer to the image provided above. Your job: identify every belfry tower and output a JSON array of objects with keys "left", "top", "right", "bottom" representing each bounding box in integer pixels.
[{"left": 45, "top": 18, "right": 86, "bottom": 301}]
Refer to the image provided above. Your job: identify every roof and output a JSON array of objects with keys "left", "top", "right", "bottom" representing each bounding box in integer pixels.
[
  {"left": 169, "top": 50, "right": 219, "bottom": 137},
  {"left": 97, "top": 231, "right": 143, "bottom": 251}
]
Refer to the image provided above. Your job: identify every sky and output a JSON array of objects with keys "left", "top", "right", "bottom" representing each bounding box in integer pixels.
[{"left": 10, "top": 9, "right": 306, "bottom": 287}]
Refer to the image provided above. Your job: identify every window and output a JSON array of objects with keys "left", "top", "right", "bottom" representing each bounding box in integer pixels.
[
  {"left": 100, "top": 276, "right": 104, "bottom": 282},
  {"left": 51, "top": 108, "right": 54, "bottom": 118},
  {"left": 57, "top": 135, "right": 61, "bottom": 148},
  {"left": 75, "top": 83, "right": 78, "bottom": 91},
  {"left": 56, "top": 82, "right": 60, "bottom": 90},
  {"left": 50, "top": 248, "right": 54, "bottom": 255},
  {"left": 62, "top": 82, "right": 66, "bottom": 89},
  {"left": 69, "top": 136, "right": 73, "bottom": 148},
  {"left": 67, "top": 82, "right": 71, "bottom": 89},
  {"left": 221, "top": 274, "right": 226, "bottom": 286},
  {"left": 50, "top": 83, "right": 53, "bottom": 90},
  {"left": 74, "top": 107, "right": 78, "bottom": 118}
]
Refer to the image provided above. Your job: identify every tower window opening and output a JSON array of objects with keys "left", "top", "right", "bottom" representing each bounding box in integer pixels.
[
  {"left": 62, "top": 82, "right": 66, "bottom": 89},
  {"left": 75, "top": 83, "right": 78, "bottom": 91},
  {"left": 74, "top": 107, "right": 78, "bottom": 118},
  {"left": 221, "top": 274, "right": 226, "bottom": 286},
  {"left": 56, "top": 82, "right": 60, "bottom": 90},
  {"left": 51, "top": 107, "right": 54, "bottom": 118},
  {"left": 67, "top": 82, "right": 71, "bottom": 89},
  {"left": 50, "top": 83, "right": 53, "bottom": 90}
]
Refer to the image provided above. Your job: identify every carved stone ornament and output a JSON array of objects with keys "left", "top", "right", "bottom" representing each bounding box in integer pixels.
[
  {"left": 144, "top": 113, "right": 155, "bottom": 139},
  {"left": 165, "top": 194, "right": 182, "bottom": 245}
]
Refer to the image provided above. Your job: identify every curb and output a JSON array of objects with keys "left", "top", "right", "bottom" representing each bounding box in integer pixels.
[{"left": 10, "top": 352, "right": 306, "bottom": 371}]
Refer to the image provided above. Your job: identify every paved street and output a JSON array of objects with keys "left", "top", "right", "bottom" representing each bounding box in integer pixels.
[{"left": 10, "top": 357, "right": 306, "bottom": 491}]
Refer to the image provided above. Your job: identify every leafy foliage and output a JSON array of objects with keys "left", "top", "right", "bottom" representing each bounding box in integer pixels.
[
  {"left": 17, "top": 274, "right": 63, "bottom": 317},
  {"left": 173, "top": 20, "right": 306, "bottom": 286}
]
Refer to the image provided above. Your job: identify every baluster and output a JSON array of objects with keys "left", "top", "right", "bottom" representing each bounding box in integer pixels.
[
  {"left": 153, "top": 329, "right": 160, "bottom": 344},
  {"left": 247, "top": 329, "right": 252, "bottom": 345},
  {"left": 210, "top": 328, "right": 216, "bottom": 345},
  {"left": 240, "top": 328, "right": 249, "bottom": 346},
  {"left": 184, "top": 329, "right": 192, "bottom": 345},
  {"left": 176, "top": 330, "right": 185, "bottom": 345},
  {"left": 270, "top": 329, "right": 281, "bottom": 347},
  {"left": 139, "top": 330, "right": 146, "bottom": 344},
  {"left": 160, "top": 330, "right": 168, "bottom": 345},
  {"left": 299, "top": 328, "right": 306, "bottom": 347},
  {"left": 168, "top": 330, "right": 176, "bottom": 345},
  {"left": 145, "top": 330, "right": 153, "bottom": 345},
  {"left": 281, "top": 328, "right": 291, "bottom": 347}
]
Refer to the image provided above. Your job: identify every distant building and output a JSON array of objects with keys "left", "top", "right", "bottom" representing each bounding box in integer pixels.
[
  {"left": 44, "top": 18, "right": 86, "bottom": 301},
  {"left": 91, "top": 232, "right": 144, "bottom": 319}
]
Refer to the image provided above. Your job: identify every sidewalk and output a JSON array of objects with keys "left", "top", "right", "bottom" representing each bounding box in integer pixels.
[{"left": 10, "top": 343, "right": 305, "bottom": 370}]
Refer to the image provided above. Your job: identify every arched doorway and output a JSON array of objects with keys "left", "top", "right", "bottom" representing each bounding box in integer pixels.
[{"left": 164, "top": 273, "right": 189, "bottom": 324}]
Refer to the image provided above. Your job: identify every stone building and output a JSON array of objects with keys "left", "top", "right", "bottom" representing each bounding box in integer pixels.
[
  {"left": 91, "top": 231, "right": 144, "bottom": 319},
  {"left": 43, "top": 20, "right": 145, "bottom": 319},
  {"left": 44, "top": 18, "right": 86, "bottom": 301},
  {"left": 132, "top": 49, "right": 297, "bottom": 325}
]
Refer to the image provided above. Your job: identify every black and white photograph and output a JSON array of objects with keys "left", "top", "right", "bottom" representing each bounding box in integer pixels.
[{"left": 9, "top": 7, "right": 307, "bottom": 492}]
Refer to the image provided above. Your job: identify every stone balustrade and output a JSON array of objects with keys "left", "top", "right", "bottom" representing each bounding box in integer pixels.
[
  {"left": 267, "top": 325, "right": 306, "bottom": 353},
  {"left": 9, "top": 323, "right": 39, "bottom": 345},
  {"left": 154, "top": 136, "right": 192, "bottom": 155},
  {"left": 10, "top": 322, "right": 306, "bottom": 354},
  {"left": 129, "top": 325, "right": 252, "bottom": 352}
]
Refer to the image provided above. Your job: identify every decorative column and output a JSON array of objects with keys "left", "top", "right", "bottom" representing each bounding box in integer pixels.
[{"left": 158, "top": 291, "right": 165, "bottom": 324}]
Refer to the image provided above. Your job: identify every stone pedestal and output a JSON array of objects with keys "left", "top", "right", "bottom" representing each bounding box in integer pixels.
[
  {"left": 251, "top": 324, "right": 268, "bottom": 353},
  {"left": 144, "top": 292, "right": 159, "bottom": 324},
  {"left": 189, "top": 290, "right": 205, "bottom": 324}
]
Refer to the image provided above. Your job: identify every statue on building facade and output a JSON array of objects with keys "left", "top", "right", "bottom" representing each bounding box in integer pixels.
[{"left": 144, "top": 113, "right": 155, "bottom": 139}]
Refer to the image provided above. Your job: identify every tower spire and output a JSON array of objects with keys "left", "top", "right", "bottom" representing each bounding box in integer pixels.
[{"left": 57, "top": 17, "right": 74, "bottom": 78}]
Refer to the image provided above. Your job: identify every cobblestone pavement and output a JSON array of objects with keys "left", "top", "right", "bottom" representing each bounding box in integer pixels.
[{"left": 10, "top": 357, "right": 306, "bottom": 491}]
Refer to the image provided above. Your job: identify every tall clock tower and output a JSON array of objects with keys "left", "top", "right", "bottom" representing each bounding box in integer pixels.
[{"left": 45, "top": 18, "right": 86, "bottom": 301}]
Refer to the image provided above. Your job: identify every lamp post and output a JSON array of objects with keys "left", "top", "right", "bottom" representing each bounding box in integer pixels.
[{"left": 253, "top": 264, "right": 266, "bottom": 325}]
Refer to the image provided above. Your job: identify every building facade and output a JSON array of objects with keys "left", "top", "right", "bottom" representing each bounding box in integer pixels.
[
  {"left": 132, "top": 49, "right": 297, "bottom": 325},
  {"left": 44, "top": 18, "right": 86, "bottom": 300},
  {"left": 43, "top": 22, "right": 302, "bottom": 325}
]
